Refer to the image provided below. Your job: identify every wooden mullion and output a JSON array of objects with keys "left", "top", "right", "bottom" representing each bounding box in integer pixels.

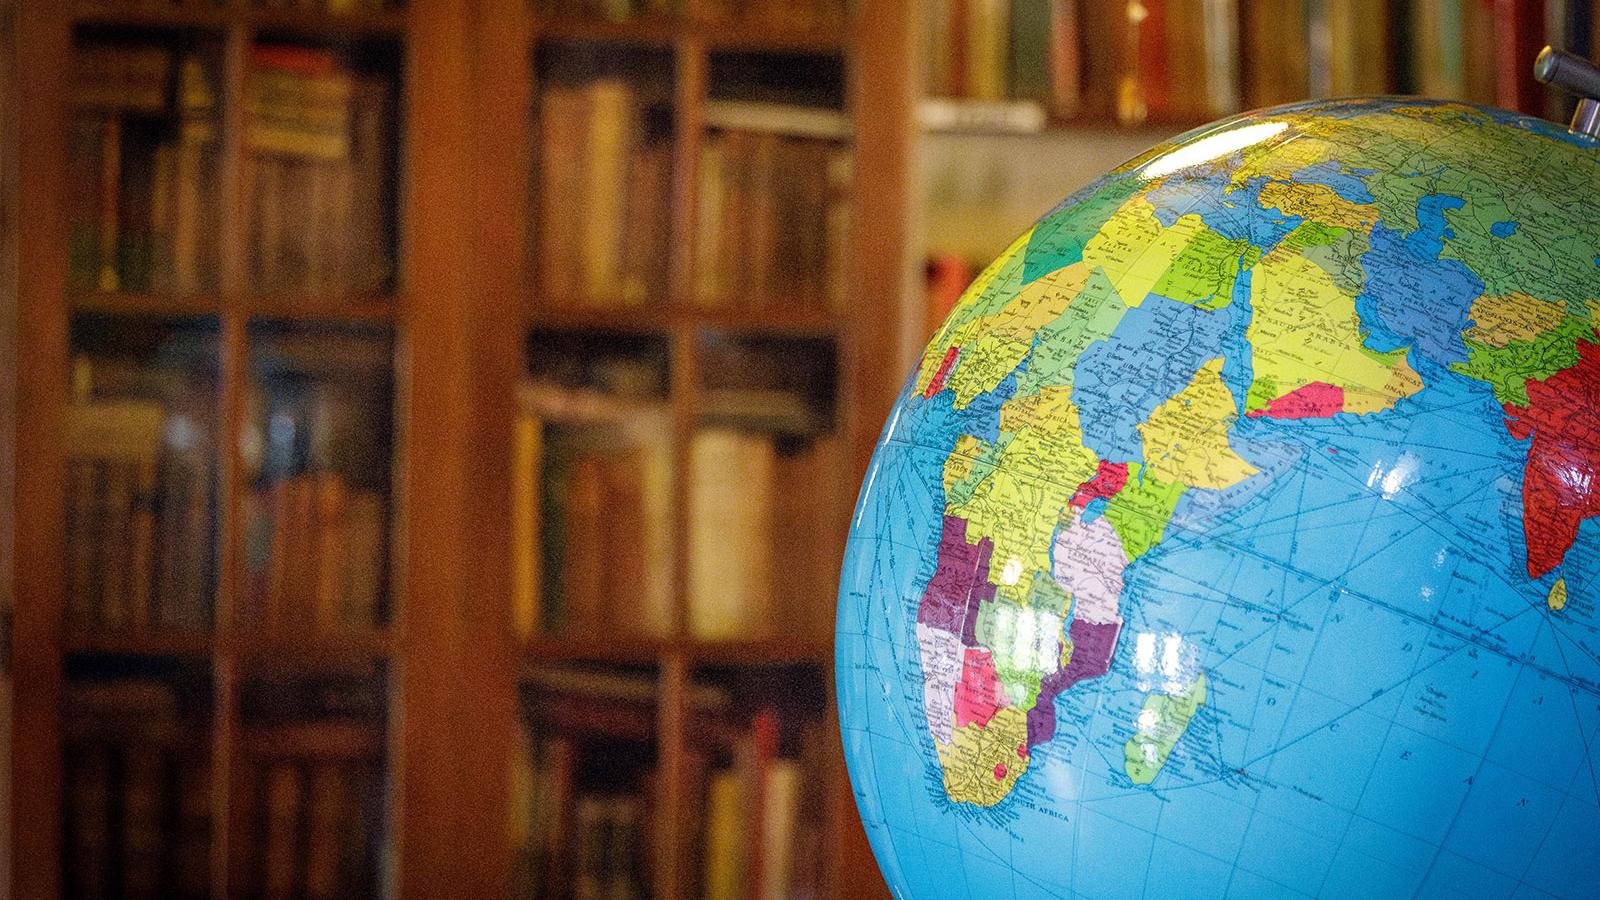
[
  {"left": 13, "top": 3, "right": 70, "bottom": 897},
  {"left": 209, "top": 25, "right": 250, "bottom": 899},
  {"left": 395, "top": 0, "right": 476, "bottom": 895},
  {"left": 668, "top": 37, "right": 706, "bottom": 309}
]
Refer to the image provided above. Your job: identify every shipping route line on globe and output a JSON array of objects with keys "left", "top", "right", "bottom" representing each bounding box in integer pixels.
[{"left": 838, "top": 75, "right": 1600, "bottom": 900}]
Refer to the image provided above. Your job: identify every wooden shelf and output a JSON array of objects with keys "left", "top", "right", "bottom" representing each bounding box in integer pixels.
[
  {"left": 60, "top": 628, "right": 395, "bottom": 662},
  {"left": 62, "top": 627, "right": 215, "bottom": 657},
  {"left": 242, "top": 291, "right": 397, "bottom": 322},
  {"left": 534, "top": 16, "right": 847, "bottom": 52},
  {"left": 523, "top": 634, "right": 831, "bottom": 666},
  {"left": 69, "top": 290, "right": 224, "bottom": 318},
  {"left": 70, "top": 3, "right": 409, "bottom": 35},
  {"left": 527, "top": 301, "right": 843, "bottom": 336},
  {"left": 67, "top": 290, "right": 397, "bottom": 321}
]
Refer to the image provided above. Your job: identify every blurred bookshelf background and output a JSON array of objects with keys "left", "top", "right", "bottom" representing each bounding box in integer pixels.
[{"left": 1, "top": 0, "right": 1596, "bottom": 898}]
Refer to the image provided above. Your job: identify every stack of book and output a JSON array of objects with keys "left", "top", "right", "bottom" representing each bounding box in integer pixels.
[
  {"left": 514, "top": 383, "right": 673, "bottom": 639},
  {"left": 233, "top": 671, "right": 386, "bottom": 899},
  {"left": 537, "top": 79, "right": 673, "bottom": 307},
  {"left": 242, "top": 471, "right": 387, "bottom": 634},
  {"left": 697, "top": 708, "right": 826, "bottom": 900},
  {"left": 69, "top": 41, "right": 220, "bottom": 294},
  {"left": 63, "top": 676, "right": 212, "bottom": 900},
  {"left": 694, "top": 101, "right": 852, "bottom": 312},
  {"left": 245, "top": 44, "right": 394, "bottom": 295},
  {"left": 65, "top": 392, "right": 216, "bottom": 632}
]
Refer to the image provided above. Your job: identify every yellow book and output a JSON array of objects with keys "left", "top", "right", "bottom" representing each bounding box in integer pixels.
[
  {"left": 512, "top": 411, "right": 542, "bottom": 640},
  {"left": 304, "top": 764, "right": 347, "bottom": 900},
  {"left": 580, "top": 80, "right": 634, "bottom": 304},
  {"left": 702, "top": 769, "right": 746, "bottom": 900},
  {"left": 263, "top": 763, "right": 301, "bottom": 900},
  {"left": 687, "top": 428, "right": 775, "bottom": 640}
]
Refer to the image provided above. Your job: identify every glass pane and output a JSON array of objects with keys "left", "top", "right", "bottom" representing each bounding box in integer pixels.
[
  {"left": 513, "top": 662, "right": 663, "bottom": 899},
  {"left": 245, "top": 38, "right": 401, "bottom": 297},
  {"left": 684, "top": 663, "right": 829, "bottom": 900},
  {"left": 67, "top": 313, "right": 220, "bottom": 631},
  {"left": 69, "top": 27, "right": 225, "bottom": 296},
  {"left": 517, "top": 329, "right": 673, "bottom": 640},
  {"left": 533, "top": 42, "right": 675, "bottom": 309},
  {"left": 688, "top": 333, "right": 841, "bottom": 642},
  {"left": 233, "top": 661, "right": 389, "bottom": 899},
  {"left": 62, "top": 653, "right": 214, "bottom": 900},
  {"left": 698, "top": 52, "right": 850, "bottom": 312},
  {"left": 241, "top": 322, "right": 394, "bottom": 633}
]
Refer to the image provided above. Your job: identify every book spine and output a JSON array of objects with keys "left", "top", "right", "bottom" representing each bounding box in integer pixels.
[
  {"left": 262, "top": 762, "right": 302, "bottom": 900},
  {"left": 314, "top": 472, "right": 347, "bottom": 632}
]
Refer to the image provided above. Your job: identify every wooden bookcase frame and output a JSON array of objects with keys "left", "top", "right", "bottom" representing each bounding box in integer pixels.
[{"left": 9, "top": 0, "right": 913, "bottom": 897}]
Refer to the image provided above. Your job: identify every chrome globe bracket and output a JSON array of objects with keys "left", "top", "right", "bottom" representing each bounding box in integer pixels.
[{"left": 1534, "top": 46, "right": 1600, "bottom": 138}]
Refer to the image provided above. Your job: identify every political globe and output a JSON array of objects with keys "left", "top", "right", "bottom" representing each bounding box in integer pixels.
[{"left": 836, "top": 98, "right": 1600, "bottom": 899}]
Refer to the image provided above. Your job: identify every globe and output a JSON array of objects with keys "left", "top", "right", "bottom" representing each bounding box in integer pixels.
[{"left": 836, "top": 98, "right": 1600, "bottom": 899}]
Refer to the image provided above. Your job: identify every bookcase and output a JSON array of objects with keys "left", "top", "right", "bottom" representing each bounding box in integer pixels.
[
  {"left": 504, "top": 0, "right": 902, "bottom": 897},
  {"left": 11, "top": 1, "right": 915, "bottom": 899},
  {"left": 12, "top": 0, "right": 517, "bottom": 897}
]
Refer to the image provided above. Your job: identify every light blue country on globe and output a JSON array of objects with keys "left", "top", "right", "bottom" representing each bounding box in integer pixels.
[{"left": 836, "top": 98, "right": 1600, "bottom": 899}]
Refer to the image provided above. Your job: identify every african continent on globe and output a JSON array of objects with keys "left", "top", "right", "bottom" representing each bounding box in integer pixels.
[{"left": 836, "top": 99, "right": 1600, "bottom": 899}]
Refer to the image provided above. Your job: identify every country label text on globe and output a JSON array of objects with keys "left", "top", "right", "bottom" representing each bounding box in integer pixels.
[{"left": 836, "top": 99, "right": 1600, "bottom": 898}]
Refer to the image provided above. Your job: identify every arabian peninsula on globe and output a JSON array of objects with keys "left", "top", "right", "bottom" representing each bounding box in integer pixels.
[{"left": 836, "top": 98, "right": 1600, "bottom": 899}]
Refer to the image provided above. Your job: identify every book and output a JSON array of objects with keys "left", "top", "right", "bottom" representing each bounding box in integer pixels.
[
  {"left": 173, "top": 758, "right": 212, "bottom": 899},
  {"left": 687, "top": 428, "right": 775, "bottom": 640},
  {"left": 1010, "top": 0, "right": 1054, "bottom": 103},
  {"left": 580, "top": 80, "right": 634, "bottom": 304},
  {"left": 246, "top": 46, "right": 393, "bottom": 294},
  {"left": 64, "top": 400, "right": 164, "bottom": 630},
  {"left": 304, "top": 764, "right": 348, "bottom": 900},
  {"left": 694, "top": 127, "right": 851, "bottom": 308},
  {"left": 1242, "top": 0, "right": 1311, "bottom": 108},
  {"left": 702, "top": 768, "right": 747, "bottom": 900},
  {"left": 64, "top": 745, "right": 113, "bottom": 899},
  {"left": 121, "top": 743, "right": 166, "bottom": 897},
  {"left": 262, "top": 763, "right": 302, "bottom": 900},
  {"left": 68, "top": 43, "right": 220, "bottom": 295},
  {"left": 513, "top": 413, "right": 543, "bottom": 640},
  {"left": 72, "top": 43, "right": 172, "bottom": 113}
]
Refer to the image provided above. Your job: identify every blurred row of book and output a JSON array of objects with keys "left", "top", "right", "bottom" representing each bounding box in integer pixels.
[
  {"left": 61, "top": 659, "right": 388, "bottom": 900},
  {"left": 511, "top": 665, "right": 829, "bottom": 900},
  {"left": 68, "top": 35, "right": 396, "bottom": 298},
  {"left": 63, "top": 311, "right": 844, "bottom": 645},
  {"left": 514, "top": 329, "right": 841, "bottom": 644},
  {"left": 64, "top": 315, "right": 394, "bottom": 635},
  {"left": 533, "top": 69, "right": 853, "bottom": 312},
  {"left": 923, "top": 0, "right": 1592, "bottom": 127}
]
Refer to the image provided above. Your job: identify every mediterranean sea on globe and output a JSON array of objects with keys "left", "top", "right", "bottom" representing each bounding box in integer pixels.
[{"left": 835, "top": 98, "right": 1600, "bottom": 899}]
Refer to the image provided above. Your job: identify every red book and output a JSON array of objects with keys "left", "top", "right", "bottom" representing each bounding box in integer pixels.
[{"left": 1495, "top": 0, "right": 1547, "bottom": 114}]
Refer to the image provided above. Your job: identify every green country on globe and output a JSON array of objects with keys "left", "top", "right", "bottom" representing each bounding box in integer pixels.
[{"left": 836, "top": 99, "right": 1600, "bottom": 898}]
